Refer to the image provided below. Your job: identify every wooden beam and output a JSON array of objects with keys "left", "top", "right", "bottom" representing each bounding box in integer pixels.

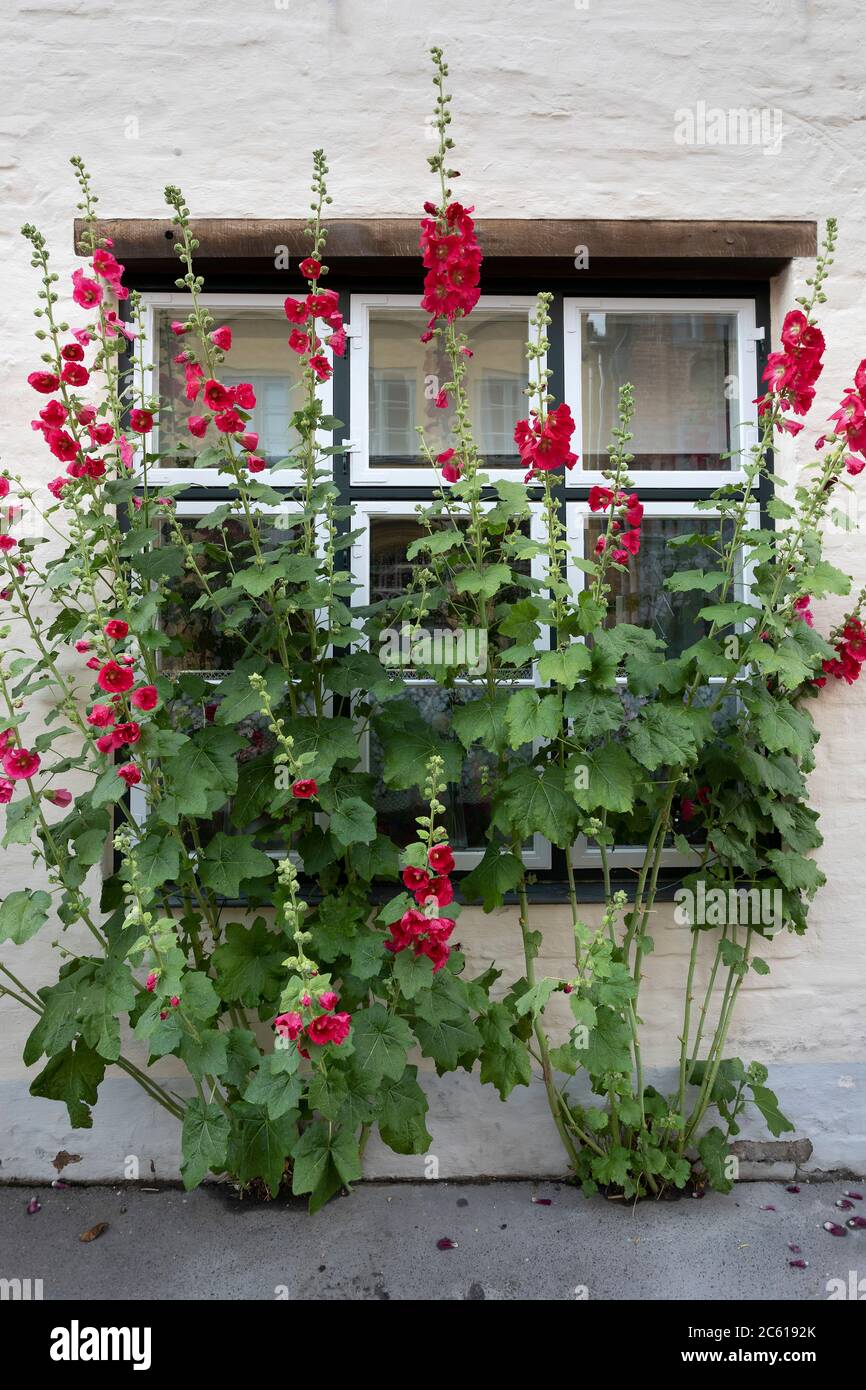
[{"left": 74, "top": 217, "right": 817, "bottom": 265}]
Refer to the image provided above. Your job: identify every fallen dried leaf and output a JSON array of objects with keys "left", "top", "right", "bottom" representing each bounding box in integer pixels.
[
  {"left": 52, "top": 1150, "right": 81, "bottom": 1173},
  {"left": 79, "top": 1221, "right": 109, "bottom": 1243}
]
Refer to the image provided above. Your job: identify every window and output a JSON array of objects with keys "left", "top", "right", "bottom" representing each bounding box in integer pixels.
[
  {"left": 131, "top": 282, "right": 766, "bottom": 896},
  {"left": 141, "top": 293, "right": 333, "bottom": 486}
]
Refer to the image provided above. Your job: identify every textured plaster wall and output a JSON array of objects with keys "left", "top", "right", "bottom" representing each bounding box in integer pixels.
[{"left": 0, "top": 0, "right": 865, "bottom": 1180}]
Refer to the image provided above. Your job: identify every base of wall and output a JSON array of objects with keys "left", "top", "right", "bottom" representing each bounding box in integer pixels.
[{"left": 1, "top": 1063, "right": 863, "bottom": 1184}]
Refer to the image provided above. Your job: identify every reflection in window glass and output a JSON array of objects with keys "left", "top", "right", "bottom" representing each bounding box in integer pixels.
[
  {"left": 586, "top": 516, "right": 736, "bottom": 657},
  {"left": 368, "top": 308, "right": 530, "bottom": 466},
  {"left": 581, "top": 311, "right": 737, "bottom": 471},
  {"left": 156, "top": 310, "right": 304, "bottom": 464},
  {"left": 157, "top": 515, "right": 301, "bottom": 674}
]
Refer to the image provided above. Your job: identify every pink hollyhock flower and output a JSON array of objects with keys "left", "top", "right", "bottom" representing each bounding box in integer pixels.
[
  {"left": 130, "top": 685, "right": 158, "bottom": 711},
  {"left": 85, "top": 656, "right": 101, "bottom": 670},
  {"left": 306, "top": 1011, "right": 351, "bottom": 1046},
  {"left": 233, "top": 382, "right": 256, "bottom": 410},
  {"left": 118, "top": 436, "right": 134, "bottom": 469},
  {"left": 327, "top": 327, "right": 346, "bottom": 357},
  {"left": 74, "top": 639, "right": 90, "bottom": 653},
  {"left": 299, "top": 257, "right": 322, "bottom": 280},
  {"left": 47, "top": 477, "right": 68, "bottom": 499},
  {"left": 104, "top": 619, "right": 129, "bottom": 640},
  {"left": 145, "top": 972, "right": 158, "bottom": 992},
  {"left": 318, "top": 991, "right": 339, "bottom": 1011},
  {"left": 72, "top": 328, "right": 94, "bottom": 347},
  {"left": 0, "top": 779, "right": 14, "bottom": 804},
  {"left": 87, "top": 704, "right": 114, "bottom": 727},
  {"left": 104, "top": 311, "right": 135, "bottom": 342},
  {"left": 97, "top": 661, "right": 135, "bottom": 694},
  {"left": 246, "top": 455, "right": 266, "bottom": 473},
  {"left": 170, "top": 995, "right": 180, "bottom": 1008},
  {"left": 2, "top": 747, "right": 40, "bottom": 780},
  {"left": 215, "top": 409, "right": 244, "bottom": 434},
  {"left": 72, "top": 268, "right": 102, "bottom": 308},
  {"left": 117, "top": 763, "right": 141, "bottom": 786},
  {"left": 288, "top": 329, "right": 310, "bottom": 355},
  {"left": 210, "top": 326, "right": 232, "bottom": 351},
  {"left": 188, "top": 416, "right": 208, "bottom": 439},
  {"left": 184, "top": 362, "right": 204, "bottom": 402},
  {"left": 237, "top": 432, "right": 258, "bottom": 452},
  {"left": 46, "top": 788, "right": 72, "bottom": 807},
  {"left": 402, "top": 866, "right": 431, "bottom": 892},
  {"left": 170, "top": 321, "right": 189, "bottom": 336},
  {"left": 428, "top": 843, "right": 455, "bottom": 874},
  {"left": 203, "top": 380, "right": 233, "bottom": 411},
  {"left": 274, "top": 1011, "right": 303, "bottom": 1041},
  {"left": 0, "top": 731, "right": 11, "bottom": 757},
  {"left": 128, "top": 409, "right": 154, "bottom": 434},
  {"left": 28, "top": 371, "right": 60, "bottom": 394},
  {"left": 61, "top": 343, "right": 85, "bottom": 363},
  {"left": 284, "top": 296, "right": 308, "bottom": 325},
  {"left": 292, "top": 778, "right": 318, "bottom": 799},
  {"left": 309, "top": 354, "right": 332, "bottom": 382}
]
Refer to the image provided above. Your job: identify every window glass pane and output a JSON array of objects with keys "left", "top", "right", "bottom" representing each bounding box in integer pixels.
[
  {"left": 585, "top": 516, "right": 735, "bottom": 657},
  {"left": 580, "top": 311, "right": 737, "bottom": 471},
  {"left": 155, "top": 309, "right": 304, "bottom": 464},
  {"left": 367, "top": 307, "right": 529, "bottom": 467},
  {"left": 157, "top": 514, "right": 302, "bottom": 674}
]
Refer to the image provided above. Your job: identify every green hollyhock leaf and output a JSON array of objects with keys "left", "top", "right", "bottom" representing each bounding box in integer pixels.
[
  {"left": 78, "top": 957, "right": 137, "bottom": 1061},
  {"left": 537, "top": 644, "right": 592, "bottom": 689},
  {"left": 591, "top": 1145, "right": 633, "bottom": 1187},
  {"left": 231, "top": 755, "right": 277, "bottom": 827},
  {"left": 200, "top": 833, "right": 274, "bottom": 898},
  {"left": 746, "top": 691, "right": 815, "bottom": 756},
  {"left": 348, "top": 930, "right": 388, "bottom": 981},
  {"left": 504, "top": 688, "right": 563, "bottom": 749},
  {"left": 179, "top": 1027, "right": 228, "bottom": 1081},
  {"left": 0, "top": 888, "right": 52, "bottom": 945},
  {"left": 181, "top": 1099, "right": 230, "bottom": 1190},
  {"left": 513, "top": 977, "right": 558, "bottom": 1019},
  {"left": 326, "top": 650, "right": 405, "bottom": 703},
  {"left": 243, "top": 1054, "right": 304, "bottom": 1119},
  {"left": 494, "top": 764, "right": 578, "bottom": 848},
  {"left": 280, "top": 716, "right": 359, "bottom": 780},
  {"left": 393, "top": 948, "right": 435, "bottom": 999},
  {"left": 327, "top": 795, "right": 377, "bottom": 850},
  {"left": 765, "top": 849, "right": 824, "bottom": 892},
  {"left": 581, "top": 1005, "right": 633, "bottom": 1075},
  {"left": 350, "top": 1004, "right": 414, "bottom": 1087},
  {"left": 797, "top": 559, "right": 851, "bottom": 598},
  {"left": 292, "top": 1120, "right": 362, "bottom": 1201},
  {"left": 452, "top": 691, "right": 510, "bottom": 753},
  {"left": 414, "top": 1011, "right": 483, "bottom": 1074},
  {"left": 698, "top": 1125, "right": 734, "bottom": 1193},
  {"left": 377, "top": 1066, "right": 432, "bottom": 1154},
  {"left": 349, "top": 834, "right": 399, "bottom": 882},
  {"left": 627, "top": 704, "right": 705, "bottom": 772},
  {"left": 374, "top": 703, "right": 462, "bottom": 791},
  {"left": 223, "top": 1028, "right": 261, "bottom": 1088},
  {"left": 477, "top": 1004, "right": 532, "bottom": 1100},
  {"left": 215, "top": 661, "right": 285, "bottom": 724},
  {"left": 749, "top": 1083, "right": 795, "bottom": 1137},
  {"left": 23, "top": 962, "right": 96, "bottom": 1064},
  {"left": 664, "top": 569, "right": 726, "bottom": 594},
  {"left": 178, "top": 971, "right": 220, "bottom": 1022},
  {"left": 212, "top": 918, "right": 286, "bottom": 1005},
  {"left": 89, "top": 766, "right": 128, "bottom": 809},
  {"left": 134, "top": 834, "right": 180, "bottom": 890},
  {"left": 460, "top": 842, "right": 523, "bottom": 912},
  {"left": 571, "top": 743, "right": 638, "bottom": 814},
  {"left": 169, "top": 726, "right": 247, "bottom": 815},
  {"left": 306, "top": 1069, "right": 349, "bottom": 1122},
  {"left": 29, "top": 1038, "right": 105, "bottom": 1129},
  {"left": 748, "top": 638, "right": 814, "bottom": 691},
  {"left": 453, "top": 563, "right": 512, "bottom": 598},
  {"left": 227, "top": 1102, "right": 298, "bottom": 1197},
  {"left": 563, "top": 686, "right": 623, "bottom": 740}
]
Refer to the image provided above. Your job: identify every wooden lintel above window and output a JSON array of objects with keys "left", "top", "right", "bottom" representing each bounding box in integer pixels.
[{"left": 75, "top": 217, "right": 816, "bottom": 279}]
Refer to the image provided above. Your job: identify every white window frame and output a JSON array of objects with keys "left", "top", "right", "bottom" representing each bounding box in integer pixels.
[
  {"left": 565, "top": 498, "right": 760, "bottom": 871},
  {"left": 138, "top": 292, "right": 333, "bottom": 487},
  {"left": 564, "top": 296, "right": 761, "bottom": 490},
  {"left": 347, "top": 293, "right": 543, "bottom": 487},
  {"left": 350, "top": 496, "right": 552, "bottom": 870}
]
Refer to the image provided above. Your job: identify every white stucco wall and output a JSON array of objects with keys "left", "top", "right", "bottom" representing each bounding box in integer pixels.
[{"left": 1, "top": 0, "right": 864, "bottom": 1182}]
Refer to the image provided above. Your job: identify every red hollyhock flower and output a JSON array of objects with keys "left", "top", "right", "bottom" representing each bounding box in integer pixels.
[
  {"left": 61, "top": 343, "right": 85, "bottom": 363},
  {"left": 97, "top": 661, "right": 135, "bottom": 694},
  {"left": 61, "top": 362, "right": 89, "bottom": 387},
  {"left": 117, "top": 763, "right": 141, "bottom": 786},
  {"left": 306, "top": 1011, "right": 351, "bottom": 1046},
  {"left": 89, "top": 423, "right": 114, "bottom": 446},
  {"left": 318, "top": 991, "right": 339, "bottom": 1011},
  {"left": 419, "top": 202, "right": 483, "bottom": 324},
  {"left": 188, "top": 416, "right": 208, "bottom": 439},
  {"left": 233, "top": 382, "right": 256, "bottom": 410},
  {"left": 0, "top": 536, "right": 16, "bottom": 553},
  {"left": 620, "top": 529, "right": 641, "bottom": 555},
  {"left": 2, "top": 747, "right": 41, "bottom": 780},
  {"left": 299, "top": 257, "right": 322, "bottom": 280},
  {"left": 434, "top": 389, "right": 449, "bottom": 409},
  {"left": 307, "top": 289, "right": 339, "bottom": 318},
  {"left": 284, "top": 296, "right": 309, "bottom": 325},
  {"left": 47, "top": 477, "right": 68, "bottom": 498},
  {"left": 288, "top": 329, "right": 310, "bottom": 354},
  {"left": 170, "top": 321, "right": 189, "bottom": 336},
  {"left": 95, "top": 733, "right": 115, "bottom": 755},
  {"left": 46, "top": 788, "right": 72, "bottom": 808},
  {"left": 77, "top": 405, "right": 96, "bottom": 426},
  {"left": 292, "top": 778, "right": 318, "bottom": 799},
  {"left": 416, "top": 874, "right": 454, "bottom": 908},
  {"left": 128, "top": 409, "right": 154, "bottom": 434},
  {"left": 184, "top": 362, "right": 204, "bottom": 402},
  {"left": 327, "top": 327, "right": 346, "bottom": 357},
  {"left": 0, "top": 478, "right": 8, "bottom": 500},
  {"left": 104, "top": 619, "right": 129, "bottom": 640},
  {"left": 612, "top": 548, "right": 630, "bottom": 565},
  {"left": 237, "top": 432, "right": 258, "bottom": 453},
  {"left": 402, "top": 866, "right": 431, "bottom": 892},
  {"left": 87, "top": 704, "right": 114, "bottom": 727},
  {"left": 203, "top": 380, "right": 233, "bottom": 411},
  {"left": 130, "top": 685, "right": 158, "bottom": 711},
  {"left": 428, "top": 842, "right": 455, "bottom": 874},
  {"left": 210, "top": 326, "right": 232, "bottom": 351},
  {"left": 246, "top": 456, "right": 266, "bottom": 473},
  {"left": 309, "top": 354, "right": 332, "bottom": 382},
  {"left": 274, "top": 1011, "right": 303, "bottom": 1041},
  {"left": 112, "top": 722, "right": 141, "bottom": 747},
  {"left": 215, "top": 409, "right": 245, "bottom": 434},
  {"left": 0, "top": 779, "right": 14, "bottom": 803},
  {"left": 39, "top": 401, "right": 68, "bottom": 426},
  {"left": 515, "top": 404, "right": 578, "bottom": 480},
  {"left": 28, "top": 371, "right": 60, "bottom": 394}
]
